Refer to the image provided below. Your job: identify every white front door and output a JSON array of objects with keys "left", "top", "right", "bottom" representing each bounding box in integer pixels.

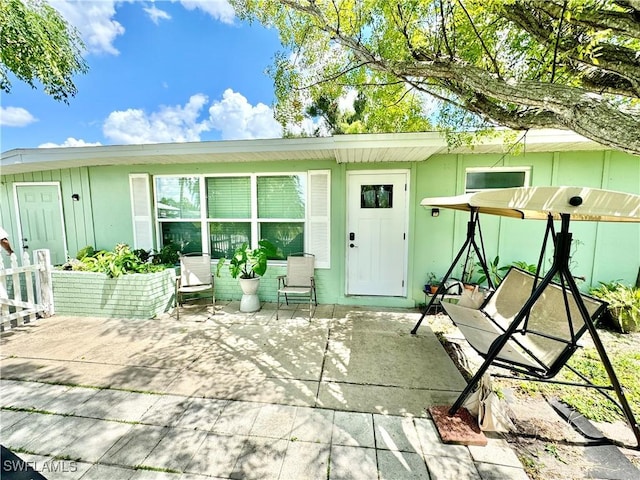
[{"left": 346, "top": 171, "right": 408, "bottom": 296}]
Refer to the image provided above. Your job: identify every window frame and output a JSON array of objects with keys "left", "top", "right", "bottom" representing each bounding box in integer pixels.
[
  {"left": 153, "top": 172, "right": 309, "bottom": 262},
  {"left": 464, "top": 166, "right": 531, "bottom": 194}
]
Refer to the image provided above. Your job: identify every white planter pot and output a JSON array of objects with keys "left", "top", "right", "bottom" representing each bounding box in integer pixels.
[{"left": 239, "top": 277, "right": 261, "bottom": 312}]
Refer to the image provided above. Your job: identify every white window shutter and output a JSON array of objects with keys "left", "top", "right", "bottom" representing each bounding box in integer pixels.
[
  {"left": 129, "top": 174, "right": 154, "bottom": 250},
  {"left": 307, "top": 170, "right": 331, "bottom": 269}
]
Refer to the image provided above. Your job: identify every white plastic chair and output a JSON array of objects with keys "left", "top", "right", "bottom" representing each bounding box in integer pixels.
[
  {"left": 276, "top": 254, "right": 317, "bottom": 321},
  {"left": 175, "top": 253, "right": 214, "bottom": 320}
]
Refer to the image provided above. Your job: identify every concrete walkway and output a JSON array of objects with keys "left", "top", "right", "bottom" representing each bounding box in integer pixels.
[{"left": 1, "top": 303, "right": 529, "bottom": 479}]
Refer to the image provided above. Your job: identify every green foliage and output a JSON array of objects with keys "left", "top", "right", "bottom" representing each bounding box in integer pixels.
[
  {"left": 511, "top": 261, "right": 538, "bottom": 274},
  {"left": 509, "top": 346, "right": 640, "bottom": 424},
  {"left": 590, "top": 282, "right": 640, "bottom": 333},
  {"left": 560, "top": 348, "right": 640, "bottom": 423},
  {"left": 75, "top": 245, "right": 95, "bottom": 260},
  {"left": 151, "top": 243, "right": 180, "bottom": 266},
  {"left": 72, "top": 244, "right": 167, "bottom": 278},
  {"left": 218, "top": 240, "right": 278, "bottom": 279},
  {"left": 232, "top": 0, "right": 640, "bottom": 154},
  {"left": 475, "top": 255, "right": 510, "bottom": 287},
  {"left": 0, "top": 0, "right": 88, "bottom": 102}
]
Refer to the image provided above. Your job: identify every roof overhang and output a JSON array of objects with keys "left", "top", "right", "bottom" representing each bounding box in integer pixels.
[{"left": 1, "top": 129, "right": 603, "bottom": 176}]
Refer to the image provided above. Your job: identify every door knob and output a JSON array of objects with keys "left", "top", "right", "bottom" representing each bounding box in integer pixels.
[{"left": 349, "top": 243, "right": 357, "bottom": 248}]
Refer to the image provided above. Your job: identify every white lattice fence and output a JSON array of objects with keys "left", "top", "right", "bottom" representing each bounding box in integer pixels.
[{"left": 0, "top": 249, "right": 54, "bottom": 329}]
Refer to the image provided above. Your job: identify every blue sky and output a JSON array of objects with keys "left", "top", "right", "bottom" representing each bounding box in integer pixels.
[{"left": 0, "top": 0, "right": 306, "bottom": 152}]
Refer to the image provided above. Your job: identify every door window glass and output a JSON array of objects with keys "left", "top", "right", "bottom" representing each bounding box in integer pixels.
[{"left": 361, "top": 185, "right": 393, "bottom": 208}]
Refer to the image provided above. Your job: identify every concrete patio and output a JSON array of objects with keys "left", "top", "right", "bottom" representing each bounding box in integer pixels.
[{"left": 0, "top": 302, "right": 529, "bottom": 479}]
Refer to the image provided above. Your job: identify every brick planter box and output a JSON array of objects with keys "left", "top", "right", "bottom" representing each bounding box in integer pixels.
[{"left": 52, "top": 269, "right": 176, "bottom": 319}]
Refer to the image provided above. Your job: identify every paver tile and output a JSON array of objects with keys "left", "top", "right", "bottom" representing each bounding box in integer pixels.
[
  {"left": 377, "top": 449, "right": 430, "bottom": 480},
  {"left": 62, "top": 419, "right": 133, "bottom": 463},
  {"left": 291, "top": 407, "right": 334, "bottom": 443},
  {"left": 468, "top": 438, "right": 524, "bottom": 469},
  {"left": 0, "top": 409, "right": 31, "bottom": 431},
  {"left": 328, "top": 445, "right": 377, "bottom": 480},
  {"left": 76, "top": 389, "right": 158, "bottom": 422},
  {"left": 373, "top": 414, "right": 421, "bottom": 453},
  {"left": 249, "top": 403, "right": 297, "bottom": 439},
  {"left": 99, "top": 424, "right": 168, "bottom": 467},
  {"left": 22, "top": 415, "right": 97, "bottom": 456},
  {"left": 332, "top": 411, "right": 375, "bottom": 448},
  {"left": 142, "top": 428, "right": 208, "bottom": 472},
  {"left": 140, "top": 394, "right": 192, "bottom": 427},
  {"left": 185, "top": 433, "right": 247, "bottom": 478},
  {"left": 77, "top": 463, "right": 136, "bottom": 480},
  {"left": 0, "top": 380, "right": 49, "bottom": 407},
  {"left": 38, "top": 385, "right": 99, "bottom": 415},
  {"left": 174, "top": 397, "right": 228, "bottom": 431},
  {"left": 1, "top": 411, "right": 65, "bottom": 450},
  {"left": 424, "top": 454, "right": 481, "bottom": 480},
  {"left": 230, "top": 436, "right": 288, "bottom": 480},
  {"left": 475, "top": 463, "right": 531, "bottom": 480},
  {"left": 279, "top": 440, "right": 330, "bottom": 480},
  {"left": 212, "top": 400, "right": 261, "bottom": 436}
]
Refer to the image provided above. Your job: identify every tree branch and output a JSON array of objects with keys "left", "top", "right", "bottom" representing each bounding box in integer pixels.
[{"left": 456, "top": 0, "right": 501, "bottom": 76}]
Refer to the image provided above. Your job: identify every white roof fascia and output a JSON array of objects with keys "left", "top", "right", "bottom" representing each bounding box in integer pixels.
[{"left": 1, "top": 129, "right": 606, "bottom": 176}]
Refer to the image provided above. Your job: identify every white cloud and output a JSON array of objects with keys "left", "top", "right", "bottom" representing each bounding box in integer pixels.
[
  {"left": 49, "top": 0, "right": 124, "bottom": 55},
  {"left": 179, "top": 0, "right": 235, "bottom": 24},
  {"left": 49, "top": 1, "right": 236, "bottom": 56},
  {"left": 101, "top": 90, "right": 284, "bottom": 144},
  {"left": 38, "top": 137, "right": 102, "bottom": 148},
  {"left": 144, "top": 4, "right": 171, "bottom": 24},
  {"left": 208, "top": 89, "right": 282, "bottom": 140},
  {"left": 103, "top": 94, "right": 211, "bottom": 144},
  {"left": 0, "top": 107, "right": 37, "bottom": 127}
]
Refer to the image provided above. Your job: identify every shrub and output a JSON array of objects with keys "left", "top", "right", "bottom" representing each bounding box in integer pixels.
[
  {"left": 590, "top": 282, "right": 640, "bottom": 333},
  {"left": 71, "top": 244, "right": 169, "bottom": 278}
]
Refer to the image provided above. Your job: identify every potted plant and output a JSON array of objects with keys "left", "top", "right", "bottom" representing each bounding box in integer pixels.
[
  {"left": 475, "top": 255, "right": 510, "bottom": 288},
  {"left": 590, "top": 282, "right": 640, "bottom": 333},
  {"left": 425, "top": 272, "right": 441, "bottom": 294},
  {"left": 217, "top": 240, "right": 278, "bottom": 312}
]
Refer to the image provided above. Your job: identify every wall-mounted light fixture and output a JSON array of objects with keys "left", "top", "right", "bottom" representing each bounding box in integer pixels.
[
  {"left": 71, "top": 193, "right": 80, "bottom": 201},
  {"left": 431, "top": 208, "right": 440, "bottom": 217}
]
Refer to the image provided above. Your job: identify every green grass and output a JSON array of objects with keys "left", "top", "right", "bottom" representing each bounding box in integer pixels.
[{"left": 510, "top": 346, "right": 640, "bottom": 423}]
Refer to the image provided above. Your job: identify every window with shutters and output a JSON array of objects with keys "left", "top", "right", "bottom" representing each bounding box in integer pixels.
[{"left": 150, "top": 170, "right": 331, "bottom": 268}]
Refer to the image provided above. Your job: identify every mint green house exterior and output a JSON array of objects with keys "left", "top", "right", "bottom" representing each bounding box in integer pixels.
[{"left": 1, "top": 130, "right": 638, "bottom": 309}]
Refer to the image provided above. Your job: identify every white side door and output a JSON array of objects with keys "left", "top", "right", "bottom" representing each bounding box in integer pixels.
[
  {"left": 346, "top": 171, "right": 408, "bottom": 296},
  {"left": 15, "top": 183, "right": 67, "bottom": 265}
]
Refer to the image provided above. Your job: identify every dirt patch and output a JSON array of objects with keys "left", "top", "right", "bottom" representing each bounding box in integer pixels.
[{"left": 424, "top": 313, "right": 640, "bottom": 479}]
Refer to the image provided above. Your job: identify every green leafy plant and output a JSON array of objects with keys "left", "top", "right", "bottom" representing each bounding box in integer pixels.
[
  {"left": 71, "top": 244, "right": 167, "bottom": 278},
  {"left": 217, "top": 240, "right": 278, "bottom": 279},
  {"left": 75, "top": 245, "right": 95, "bottom": 260},
  {"left": 511, "top": 261, "right": 538, "bottom": 275},
  {"left": 475, "top": 255, "right": 510, "bottom": 287},
  {"left": 151, "top": 243, "right": 180, "bottom": 266},
  {"left": 590, "top": 282, "right": 640, "bottom": 333}
]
